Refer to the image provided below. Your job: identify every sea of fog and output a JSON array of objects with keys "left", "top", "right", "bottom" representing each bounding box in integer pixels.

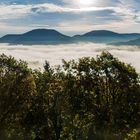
[{"left": 0, "top": 43, "right": 140, "bottom": 73}]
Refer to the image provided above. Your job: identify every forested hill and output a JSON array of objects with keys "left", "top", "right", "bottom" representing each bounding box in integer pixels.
[
  {"left": 0, "top": 29, "right": 140, "bottom": 45},
  {"left": 112, "top": 37, "right": 140, "bottom": 46},
  {"left": 0, "top": 52, "right": 140, "bottom": 140},
  {"left": 0, "top": 29, "right": 73, "bottom": 45}
]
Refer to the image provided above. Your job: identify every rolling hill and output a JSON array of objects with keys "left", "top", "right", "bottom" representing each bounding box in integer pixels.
[
  {"left": 112, "top": 38, "right": 140, "bottom": 46},
  {"left": 0, "top": 29, "right": 140, "bottom": 45},
  {"left": 0, "top": 29, "right": 73, "bottom": 45},
  {"left": 73, "top": 30, "right": 140, "bottom": 44}
]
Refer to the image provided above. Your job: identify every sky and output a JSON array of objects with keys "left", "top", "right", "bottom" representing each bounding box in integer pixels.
[{"left": 0, "top": 0, "right": 140, "bottom": 36}]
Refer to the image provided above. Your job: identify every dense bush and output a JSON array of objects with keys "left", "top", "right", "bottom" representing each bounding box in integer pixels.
[{"left": 0, "top": 52, "right": 140, "bottom": 140}]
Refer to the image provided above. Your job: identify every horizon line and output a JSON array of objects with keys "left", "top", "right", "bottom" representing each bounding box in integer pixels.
[{"left": 1, "top": 28, "right": 140, "bottom": 38}]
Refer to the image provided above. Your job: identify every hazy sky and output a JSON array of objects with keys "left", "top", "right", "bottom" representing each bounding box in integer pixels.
[{"left": 0, "top": 0, "right": 140, "bottom": 36}]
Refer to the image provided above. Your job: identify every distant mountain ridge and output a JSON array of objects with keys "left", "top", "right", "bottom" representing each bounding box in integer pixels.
[
  {"left": 74, "top": 30, "right": 140, "bottom": 44},
  {"left": 111, "top": 38, "right": 140, "bottom": 46},
  {"left": 82, "top": 30, "right": 120, "bottom": 37},
  {"left": 0, "top": 29, "right": 73, "bottom": 45},
  {"left": 0, "top": 29, "right": 140, "bottom": 46},
  {"left": 0, "top": 34, "right": 22, "bottom": 43}
]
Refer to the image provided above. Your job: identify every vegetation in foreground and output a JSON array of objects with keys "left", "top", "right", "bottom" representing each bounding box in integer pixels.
[{"left": 0, "top": 52, "right": 140, "bottom": 140}]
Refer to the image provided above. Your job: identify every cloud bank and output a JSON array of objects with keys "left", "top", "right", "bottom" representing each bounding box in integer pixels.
[
  {"left": 0, "top": 43, "right": 140, "bottom": 73},
  {"left": 0, "top": 0, "right": 140, "bottom": 36}
]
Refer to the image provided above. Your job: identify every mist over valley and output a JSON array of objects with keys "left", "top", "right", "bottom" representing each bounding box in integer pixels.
[{"left": 0, "top": 42, "right": 140, "bottom": 73}]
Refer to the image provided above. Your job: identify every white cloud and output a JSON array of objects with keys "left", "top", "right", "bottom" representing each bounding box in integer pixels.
[
  {"left": 62, "top": 0, "right": 122, "bottom": 7},
  {"left": 0, "top": 1, "right": 140, "bottom": 34},
  {"left": 0, "top": 2, "right": 139, "bottom": 22},
  {"left": 0, "top": 4, "right": 31, "bottom": 19},
  {"left": 0, "top": 43, "right": 140, "bottom": 73},
  {"left": 0, "top": 3, "right": 129, "bottom": 19},
  {"left": 35, "top": 3, "right": 114, "bottom": 13}
]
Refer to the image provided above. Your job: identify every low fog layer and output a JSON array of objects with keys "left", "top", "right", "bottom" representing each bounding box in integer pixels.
[{"left": 0, "top": 43, "right": 140, "bottom": 73}]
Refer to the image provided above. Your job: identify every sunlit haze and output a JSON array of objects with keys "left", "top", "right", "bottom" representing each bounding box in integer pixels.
[
  {"left": 0, "top": 0, "right": 140, "bottom": 36},
  {"left": 0, "top": 43, "right": 140, "bottom": 73},
  {"left": 78, "top": 0, "right": 97, "bottom": 7}
]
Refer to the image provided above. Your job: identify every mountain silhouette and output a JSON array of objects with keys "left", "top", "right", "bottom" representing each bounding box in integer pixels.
[
  {"left": 0, "top": 29, "right": 72, "bottom": 45},
  {"left": 112, "top": 38, "right": 140, "bottom": 46},
  {"left": 82, "top": 30, "right": 120, "bottom": 37},
  {"left": 73, "top": 30, "right": 140, "bottom": 44},
  {"left": 0, "top": 29, "right": 140, "bottom": 45},
  {"left": 0, "top": 34, "right": 21, "bottom": 43}
]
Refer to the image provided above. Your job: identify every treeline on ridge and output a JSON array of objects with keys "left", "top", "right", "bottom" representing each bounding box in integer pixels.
[{"left": 0, "top": 52, "right": 140, "bottom": 140}]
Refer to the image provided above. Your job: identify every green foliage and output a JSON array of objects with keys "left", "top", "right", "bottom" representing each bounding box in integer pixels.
[
  {"left": 124, "top": 128, "right": 140, "bottom": 140},
  {"left": 0, "top": 52, "right": 139, "bottom": 140},
  {"left": 0, "top": 54, "right": 36, "bottom": 139}
]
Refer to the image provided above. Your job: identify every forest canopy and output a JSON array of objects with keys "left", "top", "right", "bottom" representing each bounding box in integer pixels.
[{"left": 0, "top": 52, "right": 140, "bottom": 140}]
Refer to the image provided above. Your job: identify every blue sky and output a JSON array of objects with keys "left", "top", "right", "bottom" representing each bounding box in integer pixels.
[{"left": 0, "top": 0, "right": 140, "bottom": 36}]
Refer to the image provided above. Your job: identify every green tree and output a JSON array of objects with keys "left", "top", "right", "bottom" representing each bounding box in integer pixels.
[
  {"left": 0, "top": 54, "right": 36, "bottom": 139},
  {"left": 0, "top": 52, "right": 139, "bottom": 140}
]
